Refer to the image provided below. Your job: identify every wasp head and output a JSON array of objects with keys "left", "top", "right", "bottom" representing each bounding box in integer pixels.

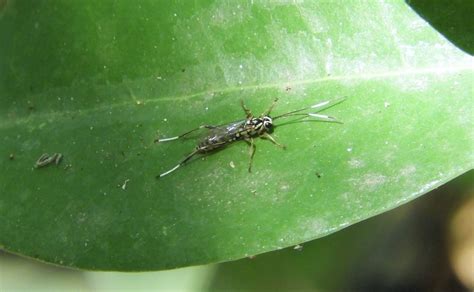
[
  {"left": 249, "top": 116, "right": 273, "bottom": 134},
  {"left": 262, "top": 116, "right": 273, "bottom": 130}
]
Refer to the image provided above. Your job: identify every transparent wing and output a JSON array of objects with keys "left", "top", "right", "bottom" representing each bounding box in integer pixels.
[
  {"left": 157, "top": 119, "right": 246, "bottom": 143},
  {"left": 205, "top": 120, "right": 246, "bottom": 138}
]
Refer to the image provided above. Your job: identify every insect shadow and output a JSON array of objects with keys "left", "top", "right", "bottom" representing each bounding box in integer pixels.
[{"left": 155, "top": 97, "right": 346, "bottom": 178}]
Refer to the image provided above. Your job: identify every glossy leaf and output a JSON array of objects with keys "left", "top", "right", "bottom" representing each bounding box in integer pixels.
[{"left": 0, "top": 0, "right": 472, "bottom": 271}]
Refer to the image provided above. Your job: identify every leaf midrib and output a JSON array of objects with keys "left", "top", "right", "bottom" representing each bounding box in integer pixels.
[{"left": 1, "top": 64, "right": 472, "bottom": 130}]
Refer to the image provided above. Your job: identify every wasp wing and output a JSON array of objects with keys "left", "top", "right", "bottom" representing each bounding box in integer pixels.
[
  {"left": 157, "top": 119, "right": 246, "bottom": 143},
  {"left": 199, "top": 120, "right": 246, "bottom": 145}
]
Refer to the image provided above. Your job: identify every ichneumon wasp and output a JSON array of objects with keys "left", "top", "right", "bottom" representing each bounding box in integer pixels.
[{"left": 155, "top": 97, "right": 346, "bottom": 178}]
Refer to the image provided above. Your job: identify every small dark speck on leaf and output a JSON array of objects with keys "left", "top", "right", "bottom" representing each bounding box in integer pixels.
[
  {"left": 285, "top": 86, "right": 291, "bottom": 91},
  {"left": 315, "top": 172, "right": 322, "bottom": 178},
  {"left": 181, "top": 68, "right": 186, "bottom": 72}
]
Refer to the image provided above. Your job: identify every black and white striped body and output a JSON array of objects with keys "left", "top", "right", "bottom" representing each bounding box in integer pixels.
[{"left": 197, "top": 116, "right": 273, "bottom": 152}]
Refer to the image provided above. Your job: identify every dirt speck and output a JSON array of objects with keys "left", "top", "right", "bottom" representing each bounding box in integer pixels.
[{"left": 121, "top": 179, "right": 130, "bottom": 190}]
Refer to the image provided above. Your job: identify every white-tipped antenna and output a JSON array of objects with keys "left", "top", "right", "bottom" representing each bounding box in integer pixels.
[
  {"left": 308, "top": 113, "right": 340, "bottom": 122},
  {"left": 273, "top": 96, "right": 346, "bottom": 120},
  {"left": 311, "top": 100, "right": 330, "bottom": 109},
  {"left": 311, "top": 96, "right": 346, "bottom": 110}
]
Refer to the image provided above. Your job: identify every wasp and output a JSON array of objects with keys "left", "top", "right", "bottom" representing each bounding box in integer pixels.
[{"left": 155, "top": 97, "right": 346, "bottom": 178}]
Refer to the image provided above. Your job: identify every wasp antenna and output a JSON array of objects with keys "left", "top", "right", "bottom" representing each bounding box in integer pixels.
[
  {"left": 273, "top": 96, "right": 347, "bottom": 120},
  {"left": 311, "top": 96, "right": 347, "bottom": 111},
  {"left": 308, "top": 113, "right": 342, "bottom": 123},
  {"left": 311, "top": 100, "right": 331, "bottom": 109},
  {"left": 274, "top": 112, "right": 343, "bottom": 123}
]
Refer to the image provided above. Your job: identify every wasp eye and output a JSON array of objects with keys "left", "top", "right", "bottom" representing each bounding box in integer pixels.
[{"left": 262, "top": 116, "right": 273, "bottom": 128}]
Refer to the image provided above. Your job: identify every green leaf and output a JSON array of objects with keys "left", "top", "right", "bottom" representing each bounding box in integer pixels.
[{"left": 0, "top": 0, "right": 472, "bottom": 271}]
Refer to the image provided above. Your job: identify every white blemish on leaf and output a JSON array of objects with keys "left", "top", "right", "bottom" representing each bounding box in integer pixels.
[
  {"left": 348, "top": 158, "right": 365, "bottom": 168},
  {"left": 298, "top": 218, "right": 329, "bottom": 239},
  {"left": 401, "top": 165, "right": 416, "bottom": 177},
  {"left": 361, "top": 173, "right": 387, "bottom": 191},
  {"left": 418, "top": 180, "right": 440, "bottom": 194},
  {"left": 350, "top": 173, "right": 387, "bottom": 192}
]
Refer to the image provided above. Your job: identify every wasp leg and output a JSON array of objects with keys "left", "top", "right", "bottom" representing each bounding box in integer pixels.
[
  {"left": 261, "top": 132, "right": 286, "bottom": 149},
  {"left": 241, "top": 100, "right": 253, "bottom": 119},
  {"left": 155, "top": 125, "right": 216, "bottom": 143},
  {"left": 261, "top": 97, "right": 279, "bottom": 117},
  {"left": 244, "top": 138, "right": 256, "bottom": 172}
]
